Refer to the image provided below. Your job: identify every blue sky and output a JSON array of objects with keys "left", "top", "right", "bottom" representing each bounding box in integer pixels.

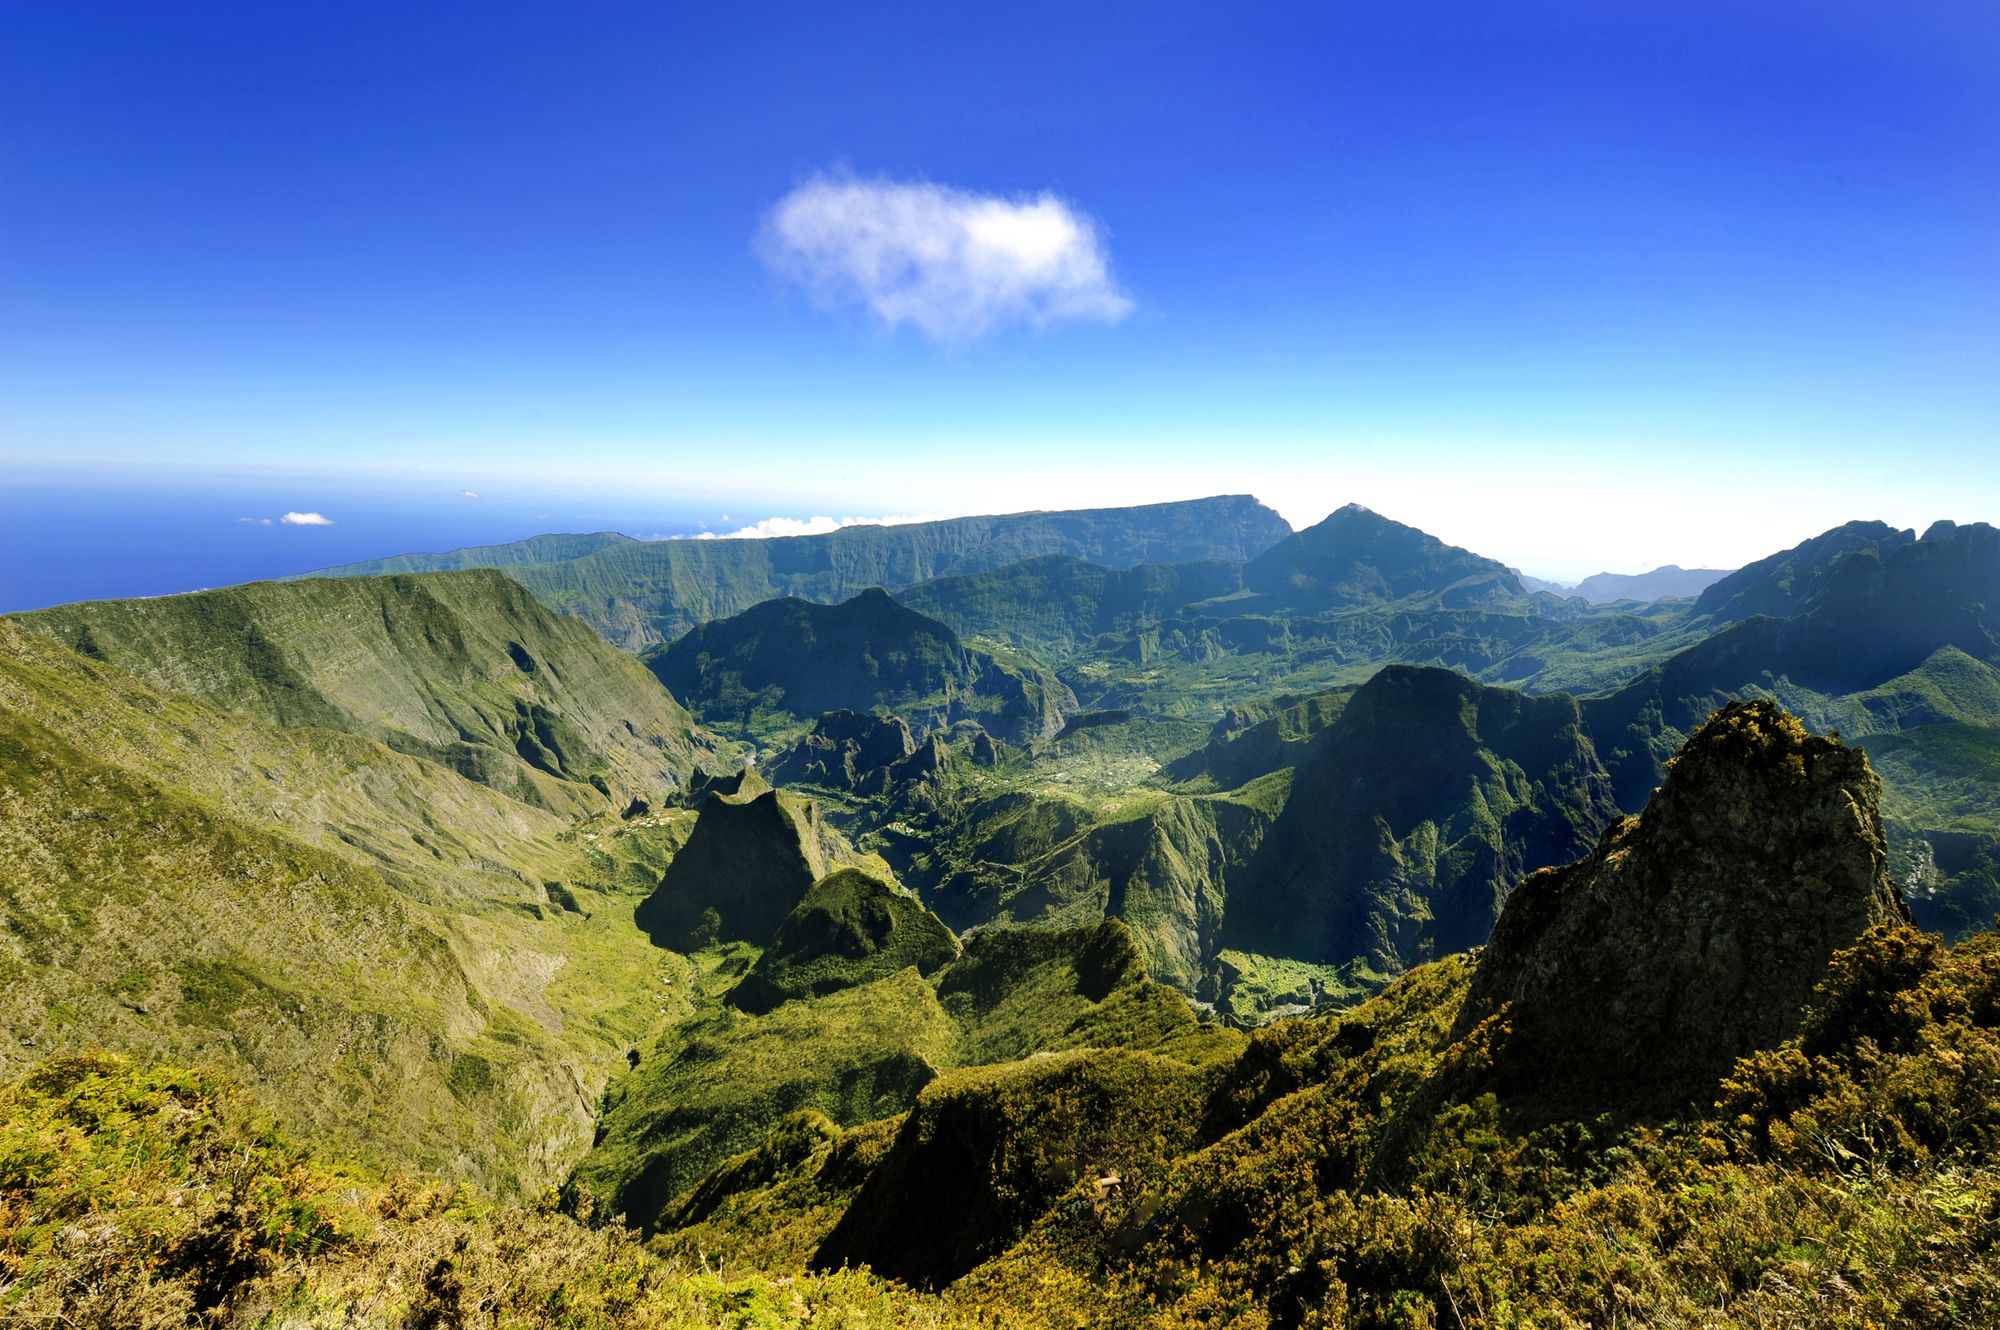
[{"left": 3, "top": 1, "right": 1997, "bottom": 599}]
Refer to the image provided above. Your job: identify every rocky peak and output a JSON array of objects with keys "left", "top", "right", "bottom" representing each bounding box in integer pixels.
[
  {"left": 765, "top": 709, "right": 946, "bottom": 797},
  {"left": 1457, "top": 699, "right": 1907, "bottom": 1115}
]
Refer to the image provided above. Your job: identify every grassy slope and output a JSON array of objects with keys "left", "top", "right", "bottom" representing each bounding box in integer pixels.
[
  {"left": 16, "top": 569, "right": 710, "bottom": 813},
  {"left": 656, "top": 921, "right": 2000, "bottom": 1330},
  {"left": 15, "top": 920, "right": 1995, "bottom": 1328},
  {"left": 0, "top": 618, "right": 707, "bottom": 1196},
  {"left": 0, "top": 1051, "right": 990, "bottom": 1328},
  {"left": 573, "top": 917, "right": 1239, "bottom": 1231}
]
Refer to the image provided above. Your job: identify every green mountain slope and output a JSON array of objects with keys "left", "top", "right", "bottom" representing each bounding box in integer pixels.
[
  {"left": 308, "top": 495, "right": 1295, "bottom": 649},
  {"left": 896, "top": 554, "right": 1245, "bottom": 656},
  {"left": 633, "top": 787, "right": 859, "bottom": 949},
  {"left": 644, "top": 708, "right": 1992, "bottom": 1326},
  {"left": 647, "top": 588, "right": 1075, "bottom": 746},
  {"left": 726, "top": 868, "right": 960, "bottom": 1015},
  {"left": 1224, "top": 665, "right": 1621, "bottom": 985},
  {"left": 0, "top": 616, "right": 717, "bottom": 1196},
  {"left": 917, "top": 783, "right": 1286, "bottom": 993},
  {"left": 17, "top": 569, "right": 710, "bottom": 813},
  {"left": 573, "top": 912, "right": 1229, "bottom": 1229},
  {"left": 1692, "top": 518, "right": 1914, "bottom": 622}
]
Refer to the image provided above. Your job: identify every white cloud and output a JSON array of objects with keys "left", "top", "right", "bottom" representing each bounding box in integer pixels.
[
  {"left": 237, "top": 516, "right": 273, "bottom": 526},
  {"left": 760, "top": 172, "right": 1132, "bottom": 343},
  {"left": 280, "top": 511, "right": 333, "bottom": 526},
  {"left": 461, "top": 490, "right": 481, "bottom": 500},
  {"left": 669, "top": 513, "right": 943, "bottom": 541}
]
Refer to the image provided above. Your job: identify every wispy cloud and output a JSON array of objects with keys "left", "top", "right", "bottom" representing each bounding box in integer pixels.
[
  {"left": 760, "top": 171, "right": 1132, "bottom": 343},
  {"left": 668, "top": 513, "right": 942, "bottom": 541},
  {"left": 461, "top": 490, "right": 480, "bottom": 500},
  {"left": 237, "top": 516, "right": 273, "bottom": 526},
  {"left": 280, "top": 511, "right": 333, "bottom": 526}
]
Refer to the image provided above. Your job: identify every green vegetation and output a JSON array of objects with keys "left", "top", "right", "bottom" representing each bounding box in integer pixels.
[
  {"left": 646, "top": 587, "right": 1075, "bottom": 749},
  {"left": 17, "top": 569, "right": 711, "bottom": 813},
  {"left": 310, "top": 495, "right": 1295, "bottom": 648},
  {"left": 0, "top": 1051, "right": 991, "bottom": 1328},
  {"left": 0, "top": 608, "right": 709, "bottom": 1196},
  {"left": 9, "top": 500, "right": 2000, "bottom": 1324},
  {"left": 728, "top": 869, "right": 960, "bottom": 1014},
  {"left": 574, "top": 915, "right": 1234, "bottom": 1232}
]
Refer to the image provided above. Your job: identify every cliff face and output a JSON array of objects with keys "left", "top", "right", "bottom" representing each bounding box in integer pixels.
[
  {"left": 307, "top": 495, "right": 1295, "bottom": 648},
  {"left": 1458, "top": 699, "right": 1908, "bottom": 1114}
]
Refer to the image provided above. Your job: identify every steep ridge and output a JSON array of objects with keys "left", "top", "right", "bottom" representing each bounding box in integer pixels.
[
  {"left": 1226, "top": 665, "right": 1621, "bottom": 984},
  {"left": 647, "top": 588, "right": 1075, "bottom": 745},
  {"left": 17, "top": 569, "right": 709, "bottom": 813},
  {"left": 308, "top": 496, "right": 1295, "bottom": 648},
  {"left": 1159, "top": 686, "right": 1352, "bottom": 790},
  {"left": 1693, "top": 519, "right": 1915, "bottom": 623},
  {"left": 575, "top": 915, "right": 1228, "bottom": 1230},
  {"left": 920, "top": 787, "right": 1285, "bottom": 993},
  {"left": 0, "top": 617, "right": 576, "bottom": 907},
  {"left": 763, "top": 709, "right": 950, "bottom": 801},
  {"left": 1451, "top": 699, "right": 1908, "bottom": 1115},
  {"left": 1587, "top": 520, "right": 2000, "bottom": 800}
]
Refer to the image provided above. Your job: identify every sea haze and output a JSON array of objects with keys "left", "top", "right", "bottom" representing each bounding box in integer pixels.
[{"left": 0, "top": 471, "right": 735, "bottom": 611}]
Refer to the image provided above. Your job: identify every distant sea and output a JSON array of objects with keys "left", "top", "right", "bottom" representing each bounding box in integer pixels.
[{"left": 0, "top": 471, "right": 734, "bottom": 612}]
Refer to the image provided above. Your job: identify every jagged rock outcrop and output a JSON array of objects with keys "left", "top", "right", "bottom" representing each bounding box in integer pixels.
[
  {"left": 1456, "top": 699, "right": 1909, "bottom": 1115},
  {"left": 675, "top": 764, "right": 771, "bottom": 807},
  {"left": 727, "top": 869, "right": 960, "bottom": 1015},
  {"left": 764, "top": 710, "right": 948, "bottom": 799}
]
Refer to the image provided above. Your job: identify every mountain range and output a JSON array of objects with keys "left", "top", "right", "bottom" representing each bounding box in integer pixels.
[{"left": 5, "top": 493, "right": 2000, "bottom": 1325}]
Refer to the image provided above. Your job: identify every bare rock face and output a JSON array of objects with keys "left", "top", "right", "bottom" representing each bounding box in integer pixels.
[{"left": 1457, "top": 699, "right": 1908, "bottom": 1115}]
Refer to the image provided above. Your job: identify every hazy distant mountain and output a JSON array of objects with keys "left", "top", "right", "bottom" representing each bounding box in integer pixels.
[
  {"left": 306, "top": 496, "right": 1295, "bottom": 649},
  {"left": 1571, "top": 564, "right": 1732, "bottom": 604},
  {"left": 1514, "top": 571, "right": 1576, "bottom": 596},
  {"left": 1240, "top": 504, "right": 1525, "bottom": 610}
]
